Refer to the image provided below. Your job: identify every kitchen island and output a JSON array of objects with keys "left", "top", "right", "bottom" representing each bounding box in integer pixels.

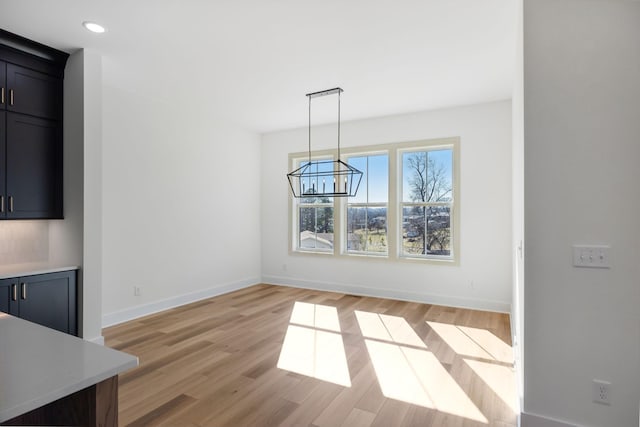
[{"left": 0, "top": 314, "right": 137, "bottom": 426}]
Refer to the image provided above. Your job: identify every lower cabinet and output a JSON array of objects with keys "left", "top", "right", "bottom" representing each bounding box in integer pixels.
[
  {"left": 0, "top": 279, "right": 16, "bottom": 315},
  {"left": 0, "top": 270, "right": 77, "bottom": 336}
]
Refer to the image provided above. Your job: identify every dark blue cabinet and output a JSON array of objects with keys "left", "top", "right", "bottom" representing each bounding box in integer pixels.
[
  {"left": 6, "top": 63, "right": 63, "bottom": 120},
  {"left": 0, "top": 29, "right": 68, "bottom": 220},
  {"left": 0, "top": 112, "right": 5, "bottom": 216},
  {"left": 0, "top": 270, "right": 77, "bottom": 336},
  {"left": 0, "top": 278, "right": 18, "bottom": 316},
  {"left": 5, "top": 112, "right": 62, "bottom": 218},
  {"left": 0, "top": 59, "right": 5, "bottom": 110}
]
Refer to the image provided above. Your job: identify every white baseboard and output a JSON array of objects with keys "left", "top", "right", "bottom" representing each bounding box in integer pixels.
[
  {"left": 102, "top": 277, "right": 260, "bottom": 327},
  {"left": 86, "top": 335, "right": 105, "bottom": 345},
  {"left": 521, "top": 412, "right": 578, "bottom": 427},
  {"left": 102, "top": 275, "right": 509, "bottom": 327},
  {"left": 262, "top": 275, "right": 511, "bottom": 313}
]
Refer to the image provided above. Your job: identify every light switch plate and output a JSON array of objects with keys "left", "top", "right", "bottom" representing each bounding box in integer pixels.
[{"left": 573, "top": 245, "right": 611, "bottom": 268}]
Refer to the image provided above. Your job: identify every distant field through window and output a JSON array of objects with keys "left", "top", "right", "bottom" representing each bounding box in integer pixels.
[
  {"left": 346, "top": 154, "right": 389, "bottom": 255},
  {"left": 294, "top": 158, "right": 334, "bottom": 252}
]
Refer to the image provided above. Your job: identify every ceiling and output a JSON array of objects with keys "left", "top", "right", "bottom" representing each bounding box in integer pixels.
[{"left": 0, "top": 0, "right": 517, "bottom": 133}]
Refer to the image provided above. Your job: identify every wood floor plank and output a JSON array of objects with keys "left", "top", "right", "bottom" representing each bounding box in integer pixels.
[
  {"left": 126, "top": 394, "right": 196, "bottom": 427},
  {"left": 340, "top": 408, "right": 377, "bottom": 427},
  {"left": 401, "top": 405, "right": 436, "bottom": 427},
  {"left": 103, "top": 284, "right": 517, "bottom": 427},
  {"left": 119, "top": 373, "right": 210, "bottom": 423},
  {"left": 201, "top": 371, "right": 300, "bottom": 426},
  {"left": 370, "top": 399, "right": 411, "bottom": 427},
  {"left": 312, "top": 363, "right": 377, "bottom": 426},
  {"left": 279, "top": 381, "right": 344, "bottom": 427},
  {"left": 354, "top": 381, "right": 386, "bottom": 414}
]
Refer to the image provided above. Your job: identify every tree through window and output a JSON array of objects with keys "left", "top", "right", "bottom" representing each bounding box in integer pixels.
[{"left": 401, "top": 149, "right": 453, "bottom": 258}]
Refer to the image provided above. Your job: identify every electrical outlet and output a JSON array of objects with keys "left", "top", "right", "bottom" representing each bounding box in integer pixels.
[
  {"left": 133, "top": 286, "right": 141, "bottom": 297},
  {"left": 593, "top": 379, "right": 611, "bottom": 405}
]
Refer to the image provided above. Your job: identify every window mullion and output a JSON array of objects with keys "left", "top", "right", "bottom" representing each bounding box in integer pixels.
[{"left": 388, "top": 148, "right": 398, "bottom": 259}]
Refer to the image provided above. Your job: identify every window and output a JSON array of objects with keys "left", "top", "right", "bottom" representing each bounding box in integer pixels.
[
  {"left": 293, "top": 157, "right": 335, "bottom": 252},
  {"left": 289, "top": 138, "right": 458, "bottom": 262},
  {"left": 401, "top": 148, "right": 453, "bottom": 259},
  {"left": 345, "top": 154, "right": 389, "bottom": 255}
]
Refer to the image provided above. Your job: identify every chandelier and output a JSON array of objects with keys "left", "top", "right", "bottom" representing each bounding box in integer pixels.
[{"left": 287, "top": 88, "right": 363, "bottom": 198}]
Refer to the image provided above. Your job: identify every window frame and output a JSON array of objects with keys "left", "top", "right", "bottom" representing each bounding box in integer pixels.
[
  {"left": 343, "top": 151, "right": 390, "bottom": 257},
  {"left": 288, "top": 137, "right": 460, "bottom": 265},
  {"left": 399, "top": 146, "right": 456, "bottom": 261},
  {"left": 289, "top": 152, "right": 337, "bottom": 255}
]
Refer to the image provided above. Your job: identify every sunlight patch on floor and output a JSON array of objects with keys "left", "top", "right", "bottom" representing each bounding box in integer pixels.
[
  {"left": 290, "top": 301, "right": 341, "bottom": 332},
  {"left": 427, "top": 321, "right": 512, "bottom": 363},
  {"left": 457, "top": 325, "right": 513, "bottom": 364},
  {"left": 464, "top": 358, "right": 518, "bottom": 413},
  {"left": 357, "top": 312, "right": 488, "bottom": 424},
  {"left": 277, "top": 303, "right": 351, "bottom": 387},
  {"left": 363, "top": 339, "right": 435, "bottom": 408},
  {"left": 355, "top": 310, "right": 427, "bottom": 348}
]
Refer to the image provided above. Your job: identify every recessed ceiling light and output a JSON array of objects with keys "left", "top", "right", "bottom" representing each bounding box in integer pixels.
[{"left": 82, "top": 21, "right": 106, "bottom": 34}]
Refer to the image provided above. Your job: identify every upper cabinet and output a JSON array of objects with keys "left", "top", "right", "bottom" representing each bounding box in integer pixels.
[
  {"left": 5, "top": 113, "right": 62, "bottom": 218},
  {"left": 6, "top": 63, "right": 63, "bottom": 120},
  {"left": 0, "top": 29, "right": 68, "bottom": 220}
]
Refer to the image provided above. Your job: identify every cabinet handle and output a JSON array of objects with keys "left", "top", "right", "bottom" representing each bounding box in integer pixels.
[
  {"left": 0, "top": 196, "right": 3, "bottom": 213},
  {"left": 9, "top": 89, "right": 14, "bottom": 106},
  {"left": 9, "top": 196, "right": 13, "bottom": 213},
  {"left": 21, "top": 283, "right": 26, "bottom": 300},
  {"left": 11, "top": 284, "right": 17, "bottom": 301},
  {"left": 1, "top": 87, "right": 4, "bottom": 104}
]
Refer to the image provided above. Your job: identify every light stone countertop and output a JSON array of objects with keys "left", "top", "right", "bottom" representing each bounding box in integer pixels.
[
  {"left": 0, "top": 314, "right": 138, "bottom": 422},
  {"left": 0, "top": 263, "right": 79, "bottom": 280}
]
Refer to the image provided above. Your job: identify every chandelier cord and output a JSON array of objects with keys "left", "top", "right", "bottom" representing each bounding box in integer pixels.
[
  {"left": 337, "top": 91, "right": 341, "bottom": 162},
  {"left": 308, "top": 95, "right": 312, "bottom": 164}
]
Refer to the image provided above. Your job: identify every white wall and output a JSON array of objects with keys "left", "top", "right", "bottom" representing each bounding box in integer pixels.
[
  {"left": 0, "top": 221, "right": 48, "bottom": 264},
  {"left": 523, "top": 1, "right": 640, "bottom": 426},
  {"left": 261, "top": 101, "right": 513, "bottom": 312},
  {"left": 55, "top": 49, "right": 104, "bottom": 343},
  {"left": 100, "top": 85, "right": 262, "bottom": 324},
  {"left": 55, "top": 48, "right": 102, "bottom": 343},
  {"left": 512, "top": 0, "right": 525, "bottom": 412},
  {"left": 54, "top": 49, "right": 86, "bottom": 338},
  {"left": 51, "top": 50, "right": 85, "bottom": 270},
  {"left": 81, "top": 50, "right": 104, "bottom": 343}
]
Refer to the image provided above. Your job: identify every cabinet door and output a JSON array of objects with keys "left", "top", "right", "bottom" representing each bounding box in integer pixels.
[
  {"left": 0, "top": 278, "right": 19, "bottom": 315},
  {"left": 6, "top": 64, "right": 61, "bottom": 120},
  {"left": 17, "top": 271, "right": 77, "bottom": 335},
  {"left": 6, "top": 112, "right": 62, "bottom": 219},
  {"left": 0, "top": 61, "right": 6, "bottom": 111},
  {"left": 0, "top": 112, "right": 5, "bottom": 219}
]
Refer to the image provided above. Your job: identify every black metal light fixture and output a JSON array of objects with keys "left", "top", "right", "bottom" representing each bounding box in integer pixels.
[{"left": 287, "top": 88, "right": 363, "bottom": 198}]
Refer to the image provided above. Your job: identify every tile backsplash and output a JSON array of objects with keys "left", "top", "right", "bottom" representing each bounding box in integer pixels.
[{"left": 0, "top": 221, "right": 49, "bottom": 265}]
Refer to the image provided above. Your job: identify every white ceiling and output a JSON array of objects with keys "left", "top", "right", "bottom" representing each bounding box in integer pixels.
[{"left": 0, "top": 0, "right": 517, "bottom": 133}]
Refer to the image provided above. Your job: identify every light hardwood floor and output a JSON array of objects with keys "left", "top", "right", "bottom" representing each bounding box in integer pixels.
[{"left": 104, "top": 284, "right": 517, "bottom": 427}]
